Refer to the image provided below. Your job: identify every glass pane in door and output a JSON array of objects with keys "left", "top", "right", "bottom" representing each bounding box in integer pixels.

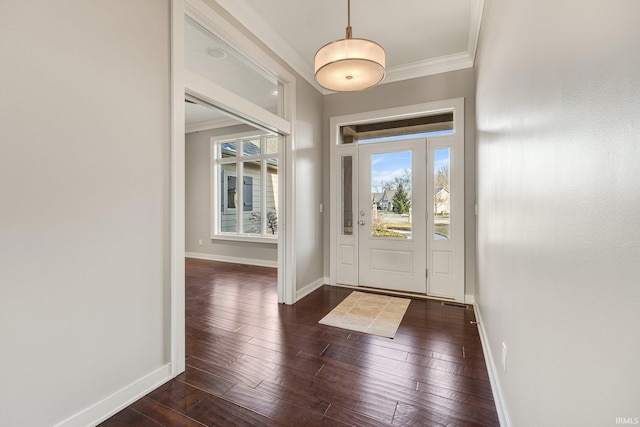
[
  {"left": 370, "top": 150, "right": 412, "bottom": 239},
  {"left": 341, "top": 156, "right": 353, "bottom": 235},
  {"left": 434, "top": 147, "right": 450, "bottom": 240}
]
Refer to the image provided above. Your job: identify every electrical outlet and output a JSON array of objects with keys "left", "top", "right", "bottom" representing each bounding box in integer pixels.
[
  {"left": 198, "top": 239, "right": 203, "bottom": 246},
  {"left": 319, "top": 203, "right": 324, "bottom": 213},
  {"left": 501, "top": 342, "right": 508, "bottom": 371}
]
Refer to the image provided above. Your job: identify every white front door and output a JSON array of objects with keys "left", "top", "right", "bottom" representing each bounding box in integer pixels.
[
  {"left": 330, "top": 98, "right": 466, "bottom": 302},
  {"left": 357, "top": 139, "right": 427, "bottom": 293}
]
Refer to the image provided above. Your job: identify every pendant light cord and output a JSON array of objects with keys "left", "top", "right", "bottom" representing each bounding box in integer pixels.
[{"left": 346, "top": 0, "right": 352, "bottom": 39}]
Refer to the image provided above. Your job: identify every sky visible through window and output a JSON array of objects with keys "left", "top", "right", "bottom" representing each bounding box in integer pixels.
[
  {"left": 371, "top": 145, "right": 449, "bottom": 192},
  {"left": 359, "top": 129, "right": 452, "bottom": 145}
]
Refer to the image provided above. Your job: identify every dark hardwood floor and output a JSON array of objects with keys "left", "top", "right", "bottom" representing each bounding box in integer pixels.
[{"left": 100, "top": 258, "right": 499, "bottom": 426}]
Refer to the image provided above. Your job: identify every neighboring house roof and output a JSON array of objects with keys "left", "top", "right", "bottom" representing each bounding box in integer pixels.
[
  {"left": 381, "top": 189, "right": 395, "bottom": 203},
  {"left": 221, "top": 140, "right": 261, "bottom": 156},
  {"left": 381, "top": 189, "right": 411, "bottom": 201},
  {"left": 372, "top": 189, "right": 412, "bottom": 207},
  {"left": 219, "top": 140, "right": 278, "bottom": 167}
]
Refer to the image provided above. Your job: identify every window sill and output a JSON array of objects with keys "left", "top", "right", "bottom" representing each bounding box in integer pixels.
[{"left": 212, "top": 233, "right": 278, "bottom": 245}]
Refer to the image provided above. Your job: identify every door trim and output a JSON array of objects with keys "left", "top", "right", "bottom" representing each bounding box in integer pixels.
[
  {"left": 170, "top": 0, "right": 186, "bottom": 377},
  {"left": 329, "top": 98, "right": 465, "bottom": 300},
  {"left": 170, "top": 0, "right": 298, "bottom": 379}
]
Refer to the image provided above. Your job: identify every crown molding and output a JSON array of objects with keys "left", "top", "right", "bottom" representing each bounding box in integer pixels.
[
  {"left": 382, "top": 52, "right": 474, "bottom": 85},
  {"left": 214, "top": 0, "right": 484, "bottom": 95},
  {"left": 467, "top": 0, "right": 486, "bottom": 62}
]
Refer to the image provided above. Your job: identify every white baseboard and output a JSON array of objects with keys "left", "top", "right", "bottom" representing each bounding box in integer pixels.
[
  {"left": 465, "top": 294, "right": 476, "bottom": 305},
  {"left": 295, "top": 277, "right": 326, "bottom": 302},
  {"left": 186, "top": 251, "right": 278, "bottom": 268},
  {"left": 54, "top": 363, "right": 173, "bottom": 427},
  {"left": 473, "top": 303, "right": 511, "bottom": 427}
]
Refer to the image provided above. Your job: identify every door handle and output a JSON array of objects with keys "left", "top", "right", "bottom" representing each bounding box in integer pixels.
[{"left": 359, "top": 220, "right": 366, "bottom": 225}]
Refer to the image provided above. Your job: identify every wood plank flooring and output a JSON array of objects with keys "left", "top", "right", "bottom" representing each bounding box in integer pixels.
[{"left": 100, "top": 258, "right": 499, "bottom": 426}]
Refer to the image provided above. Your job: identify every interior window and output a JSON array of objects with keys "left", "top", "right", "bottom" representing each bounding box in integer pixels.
[{"left": 214, "top": 134, "right": 279, "bottom": 239}]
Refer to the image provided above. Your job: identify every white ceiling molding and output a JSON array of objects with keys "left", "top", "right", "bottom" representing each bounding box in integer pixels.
[
  {"left": 383, "top": 52, "right": 475, "bottom": 85},
  {"left": 467, "top": 0, "right": 486, "bottom": 62},
  {"left": 214, "top": 0, "right": 485, "bottom": 95}
]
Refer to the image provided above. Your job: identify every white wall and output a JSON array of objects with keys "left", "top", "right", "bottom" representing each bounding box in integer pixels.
[
  {"left": 185, "top": 125, "right": 278, "bottom": 265},
  {"left": 323, "top": 68, "right": 477, "bottom": 296},
  {"left": 475, "top": 0, "right": 640, "bottom": 425},
  {"left": 0, "top": 1, "right": 171, "bottom": 425}
]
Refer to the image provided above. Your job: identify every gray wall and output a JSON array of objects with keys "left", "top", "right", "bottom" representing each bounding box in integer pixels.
[
  {"left": 0, "top": 1, "right": 170, "bottom": 425},
  {"left": 185, "top": 125, "right": 278, "bottom": 264},
  {"left": 323, "top": 68, "right": 477, "bottom": 296},
  {"left": 475, "top": 0, "right": 640, "bottom": 425},
  {"left": 294, "top": 78, "right": 325, "bottom": 290}
]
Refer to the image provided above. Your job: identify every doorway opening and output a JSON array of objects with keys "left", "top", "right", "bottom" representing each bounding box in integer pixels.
[
  {"left": 171, "top": 0, "right": 297, "bottom": 376},
  {"left": 329, "top": 99, "right": 465, "bottom": 302},
  {"left": 184, "top": 97, "right": 282, "bottom": 271}
]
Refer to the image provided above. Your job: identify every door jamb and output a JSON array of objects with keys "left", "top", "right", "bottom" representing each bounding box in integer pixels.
[{"left": 170, "top": 0, "right": 186, "bottom": 377}]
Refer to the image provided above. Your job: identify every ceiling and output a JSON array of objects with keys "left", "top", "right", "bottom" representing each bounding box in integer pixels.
[
  {"left": 185, "top": 0, "right": 484, "bottom": 130},
  {"left": 215, "top": 0, "right": 485, "bottom": 93}
]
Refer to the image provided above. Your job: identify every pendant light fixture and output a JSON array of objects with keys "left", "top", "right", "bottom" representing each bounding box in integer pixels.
[{"left": 314, "top": 0, "right": 386, "bottom": 92}]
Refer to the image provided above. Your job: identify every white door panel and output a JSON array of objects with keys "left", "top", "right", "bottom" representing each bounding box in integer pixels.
[{"left": 358, "top": 140, "right": 427, "bottom": 293}]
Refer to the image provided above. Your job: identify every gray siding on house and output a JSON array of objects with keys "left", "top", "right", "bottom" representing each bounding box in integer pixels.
[{"left": 220, "top": 161, "right": 278, "bottom": 234}]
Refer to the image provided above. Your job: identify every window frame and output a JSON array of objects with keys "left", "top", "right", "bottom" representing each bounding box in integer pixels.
[{"left": 212, "top": 131, "right": 279, "bottom": 244}]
